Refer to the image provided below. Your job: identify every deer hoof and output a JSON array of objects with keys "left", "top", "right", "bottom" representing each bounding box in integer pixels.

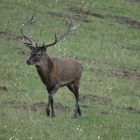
[
  {"left": 73, "top": 113, "right": 78, "bottom": 119},
  {"left": 78, "top": 108, "right": 82, "bottom": 116},
  {"left": 51, "top": 113, "right": 55, "bottom": 118},
  {"left": 46, "top": 109, "right": 50, "bottom": 117}
]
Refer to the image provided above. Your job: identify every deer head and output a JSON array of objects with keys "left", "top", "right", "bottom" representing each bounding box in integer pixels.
[{"left": 20, "top": 19, "right": 80, "bottom": 65}]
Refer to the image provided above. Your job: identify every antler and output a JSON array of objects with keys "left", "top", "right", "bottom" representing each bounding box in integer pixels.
[
  {"left": 44, "top": 18, "right": 80, "bottom": 48},
  {"left": 26, "top": 13, "right": 38, "bottom": 26},
  {"left": 20, "top": 14, "right": 38, "bottom": 50},
  {"left": 20, "top": 28, "right": 37, "bottom": 50},
  {"left": 20, "top": 17, "right": 79, "bottom": 50}
]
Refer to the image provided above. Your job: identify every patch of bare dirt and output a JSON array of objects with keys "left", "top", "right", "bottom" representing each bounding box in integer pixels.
[
  {"left": 2, "top": 100, "right": 28, "bottom": 110},
  {"left": 48, "top": 11, "right": 64, "bottom": 18},
  {"left": 97, "top": 67, "right": 140, "bottom": 80},
  {"left": 110, "top": 15, "right": 140, "bottom": 29},
  {"left": 30, "top": 102, "right": 47, "bottom": 112},
  {"left": 69, "top": 6, "right": 104, "bottom": 19},
  {"left": 2, "top": 100, "right": 71, "bottom": 112},
  {"left": 122, "top": 46, "right": 140, "bottom": 52},
  {"left": 80, "top": 94, "right": 112, "bottom": 105},
  {"left": 108, "top": 68, "right": 140, "bottom": 80},
  {"left": 48, "top": 11, "right": 90, "bottom": 23},
  {"left": 69, "top": 6, "right": 140, "bottom": 29},
  {"left": 2, "top": 99, "right": 140, "bottom": 115},
  {"left": 0, "top": 86, "right": 8, "bottom": 92},
  {"left": 73, "top": 14, "right": 90, "bottom": 23},
  {"left": 0, "top": 31, "right": 21, "bottom": 40},
  {"left": 114, "top": 105, "right": 140, "bottom": 114},
  {"left": 32, "top": 102, "right": 71, "bottom": 112},
  {"left": 124, "top": 106, "right": 140, "bottom": 113},
  {"left": 97, "top": 111, "right": 110, "bottom": 115}
]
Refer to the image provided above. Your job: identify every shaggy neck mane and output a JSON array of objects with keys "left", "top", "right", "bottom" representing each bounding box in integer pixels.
[{"left": 35, "top": 55, "right": 54, "bottom": 88}]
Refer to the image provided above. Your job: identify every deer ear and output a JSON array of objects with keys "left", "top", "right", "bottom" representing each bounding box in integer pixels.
[
  {"left": 24, "top": 42, "right": 35, "bottom": 50},
  {"left": 42, "top": 43, "right": 47, "bottom": 51},
  {"left": 44, "top": 47, "right": 47, "bottom": 52}
]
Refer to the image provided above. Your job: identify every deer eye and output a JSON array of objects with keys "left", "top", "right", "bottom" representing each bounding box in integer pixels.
[{"left": 37, "top": 52, "right": 41, "bottom": 56}]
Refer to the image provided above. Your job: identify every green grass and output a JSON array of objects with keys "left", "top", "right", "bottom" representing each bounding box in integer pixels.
[{"left": 0, "top": 0, "right": 140, "bottom": 140}]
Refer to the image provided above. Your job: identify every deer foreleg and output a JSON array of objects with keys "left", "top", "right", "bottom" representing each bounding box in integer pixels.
[
  {"left": 47, "top": 85, "right": 59, "bottom": 117},
  {"left": 49, "top": 94, "right": 55, "bottom": 117},
  {"left": 46, "top": 99, "right": 51, "bottom": 117}
]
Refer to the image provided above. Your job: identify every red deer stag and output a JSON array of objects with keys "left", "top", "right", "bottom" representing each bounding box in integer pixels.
[{"left": 20, "top": 19, "right": 83, "bottom": 118}]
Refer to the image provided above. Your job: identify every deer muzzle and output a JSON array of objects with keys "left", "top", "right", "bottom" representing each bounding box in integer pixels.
[{"left": 26, "top": 59, "right": 32, "bottom": 65}]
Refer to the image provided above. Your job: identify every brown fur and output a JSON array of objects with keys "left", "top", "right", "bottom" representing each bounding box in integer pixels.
[
  {"left": 27, "top": 51, "right": 83, "bottom": 117},
  {"left": 21, "top": 18, "right": 82, "bottom": 117}
]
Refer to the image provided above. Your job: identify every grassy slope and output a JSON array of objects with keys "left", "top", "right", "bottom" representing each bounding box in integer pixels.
[{"left": 0, "top": 0, "right": 140, "bottom": 140}]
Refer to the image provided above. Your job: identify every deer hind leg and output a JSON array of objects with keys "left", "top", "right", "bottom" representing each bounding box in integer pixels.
[
  {"left": 74, "top": 80, "right": 82, "bottom": 117},
  {"left": 67, "top": 80, "right": 81, "bottom": 118}
]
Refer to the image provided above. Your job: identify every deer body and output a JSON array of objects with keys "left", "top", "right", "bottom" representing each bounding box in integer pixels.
[
  {"left": 35, "top": 55, "right": 82, "bottom": 88},
  {"left": 21, "top": 18, "right": 82, "bottom": 117}
]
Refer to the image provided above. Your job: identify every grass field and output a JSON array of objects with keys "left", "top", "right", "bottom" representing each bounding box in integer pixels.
[{"left": 0, "top": 0, "right": 140, "bottom": 140}]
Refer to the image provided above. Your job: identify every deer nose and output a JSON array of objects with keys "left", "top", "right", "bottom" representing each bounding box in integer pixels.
[{"left": 26, "top": 60, "right": 31, "bottom": 65}]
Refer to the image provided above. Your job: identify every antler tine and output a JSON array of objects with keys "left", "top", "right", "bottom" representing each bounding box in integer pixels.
[
  {"left": 20, "top": 28, "right": 30, "bottom": 42},
  {"left": 20, "top": 28, "right": 37, "bottom": 49},
  {"left": 56, "top": 18, "right": 80, "bottom": 40},
  {"left": 44, "top": 18, "right": 80, "bottom": 48},
  {"left": 26, "top": 13, "right": 38, "bottom": 25},
  {"left": 30, "top": 13, "right": 35, "bottom": 22},
  {"left": 66, "top": 18, "right": 80, "bottom": 31}
]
